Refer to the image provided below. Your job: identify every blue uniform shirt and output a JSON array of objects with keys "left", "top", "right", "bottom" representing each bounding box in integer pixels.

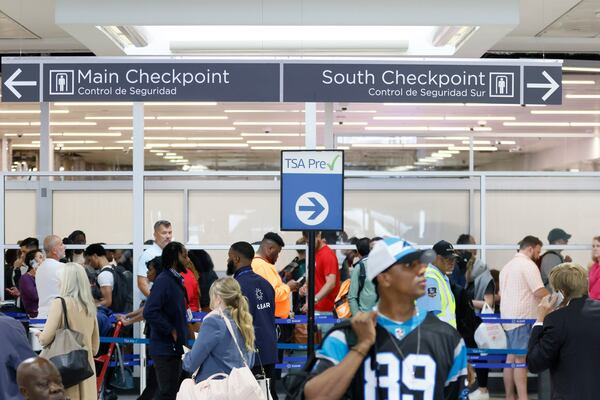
[
  {"left": 234, "top": 266, "right": 278, "bottom": 366},
  {"left": 416, "top": 264, "right": 449, "bottom": 314}
]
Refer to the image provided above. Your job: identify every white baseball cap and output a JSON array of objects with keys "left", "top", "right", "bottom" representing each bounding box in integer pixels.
[{"left": 367, "top": 237, "right": 425, "bottom": 281}]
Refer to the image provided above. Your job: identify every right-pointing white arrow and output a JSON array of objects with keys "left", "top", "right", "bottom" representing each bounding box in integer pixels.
[
  {"left": 526, "top": 70, "right": 559, "bottom": 102},
  {"left": 4, "top": 68, "right": 38, "bottom": 99}
]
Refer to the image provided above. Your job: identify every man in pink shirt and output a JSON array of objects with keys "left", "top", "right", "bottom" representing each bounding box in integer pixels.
[{"left": 500, "top": 236, "right": 549, "bottom": 400}]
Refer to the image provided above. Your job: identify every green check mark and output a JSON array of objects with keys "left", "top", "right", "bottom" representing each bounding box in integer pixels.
[{"left": 327, "top": 154, "right": 341, "bottom": 171}]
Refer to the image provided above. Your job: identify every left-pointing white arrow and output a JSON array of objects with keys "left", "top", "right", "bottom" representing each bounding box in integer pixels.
[
  {"left": 526, "top": 70, "right": 559, "bottom": 102},
  {"left": 4, "top": 68, "right": 37, "bottom": 99}
]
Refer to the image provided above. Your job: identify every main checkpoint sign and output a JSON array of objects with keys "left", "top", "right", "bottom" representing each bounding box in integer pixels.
[{"left": 280, "top": 150, "right": 344, "bottom": 231}]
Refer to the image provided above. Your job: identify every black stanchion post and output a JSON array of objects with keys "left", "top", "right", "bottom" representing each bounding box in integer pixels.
[{"left": 307, "top": 230, "right": 316, "bottom": 359}]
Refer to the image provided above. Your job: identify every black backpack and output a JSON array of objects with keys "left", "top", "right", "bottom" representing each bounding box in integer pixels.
[
  {"left": 283, "top": 320, "right": 359, "bottom": 399},
  {"left": 98, "top": 266, "right": 130, "bottom": 313}
]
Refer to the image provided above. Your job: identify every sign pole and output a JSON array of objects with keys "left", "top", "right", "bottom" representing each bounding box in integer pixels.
[{"left": 307, "top": 230, "right": 317, "bottom": 359}]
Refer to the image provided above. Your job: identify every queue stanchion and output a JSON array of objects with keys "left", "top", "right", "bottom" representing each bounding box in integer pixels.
[
  {"left": 306, "top": 231, "right": 316, "bottom": 360},
  {"left": 140, "top": 320, "right": 147, "bottom": 394}
]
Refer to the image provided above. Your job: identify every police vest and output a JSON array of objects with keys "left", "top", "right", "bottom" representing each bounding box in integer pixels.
[{"left": 425, "top": 266, "right": 457, "bottom": 328}]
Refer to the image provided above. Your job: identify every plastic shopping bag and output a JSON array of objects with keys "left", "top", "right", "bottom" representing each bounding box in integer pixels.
[{"left": 474, "top": 303, "right": 507, "bottom": 349}]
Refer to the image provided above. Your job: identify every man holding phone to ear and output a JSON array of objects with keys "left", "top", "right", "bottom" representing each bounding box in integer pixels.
[{"left": 228, "top": 241, "right": 279, "bottom": 399}]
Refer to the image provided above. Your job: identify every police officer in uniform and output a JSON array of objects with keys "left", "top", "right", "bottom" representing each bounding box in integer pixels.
[
  {"left": 305, "top": 237, "right": 468, "bottom": 400},
  {"left": 417, "top": 240, "right": 459, "bottom": 328}
]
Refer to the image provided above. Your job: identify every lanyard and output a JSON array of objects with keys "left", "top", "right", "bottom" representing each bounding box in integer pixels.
[{"left": 235, "top": 268, "right": 253, "bottom": 278}]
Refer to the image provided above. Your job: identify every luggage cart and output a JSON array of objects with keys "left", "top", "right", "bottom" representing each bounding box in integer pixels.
[{"left": 95, "top": 320, "right": 123, "bottom": 398}]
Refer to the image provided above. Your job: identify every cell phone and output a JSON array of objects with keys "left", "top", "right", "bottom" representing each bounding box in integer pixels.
[
  {"left": 297, "top": 276, "right": 306, "bottom": 286},
  {"left": 553, "top": 291, "right": 564, "bottom": 307}
]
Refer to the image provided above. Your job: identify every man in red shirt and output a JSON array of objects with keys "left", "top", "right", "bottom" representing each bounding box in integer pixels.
[{"left": 301, "top": 231, "right": 340, "bottom": 334}]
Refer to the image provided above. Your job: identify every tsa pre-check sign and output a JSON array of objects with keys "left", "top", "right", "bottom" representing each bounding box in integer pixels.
[{"left": 281, "top": 150, "right": 344, "bottom": 231}]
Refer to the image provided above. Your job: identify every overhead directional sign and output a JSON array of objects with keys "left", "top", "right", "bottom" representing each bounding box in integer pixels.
[
  {"left": 283, "top": 61, "right": 562, "bottom": 104},
  {"left": 2, "top": 59, "right": 280, "bottom": 102},
  {"left": 281, "top": 150, "right": 344, "bottom": 231},
  {"left": 2, "top": 57, "right": 562, "bottom": 104},
  {"left": 1, "top": 63, "right": 40, "bottom": 102},
  {"left": 523, "top": 66, "right": 561, "bottom": 104}
]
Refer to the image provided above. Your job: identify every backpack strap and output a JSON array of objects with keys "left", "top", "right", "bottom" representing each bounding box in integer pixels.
[
  {"left": 218, "top": 309, "right": 250, "bottom": 368},
  {"left": 357, "top": 261, "right": 367, "bottom": 299}
]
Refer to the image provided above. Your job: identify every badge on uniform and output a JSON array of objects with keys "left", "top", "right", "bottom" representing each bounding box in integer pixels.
[{"left": 427, "top": 287, "right": 437, "bottom": 298}]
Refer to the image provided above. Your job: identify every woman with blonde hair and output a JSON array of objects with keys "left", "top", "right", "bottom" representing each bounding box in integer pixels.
[
  {"left": 39, "top": 263, "right": 99, "bottom": 400},
  {"left": 183, "top": 277, "right": 255, "bottom": 382}
]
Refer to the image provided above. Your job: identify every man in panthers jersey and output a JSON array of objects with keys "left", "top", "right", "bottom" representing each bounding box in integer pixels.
[{"left": 304, "top": 237, "right": 468, "bottom": 400}]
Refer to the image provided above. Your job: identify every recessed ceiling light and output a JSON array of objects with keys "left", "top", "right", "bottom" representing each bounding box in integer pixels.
[
  {"left": 241, "top": 133, "right": 302, "bottom": 137},
  {"left": 155, "top": 116, "right": 228, "bottom": 120},
  {"left": 566, "top": 94, "right": 600, "bottom": 99},
  {"left": 448, "top": 146, "right": 497, "bottom": 151},
  {"left": 562, "top": 80, "right": 595, "bottom": 85},
  {"left": 503, "top": 122, "right": 570, "bottom": 127},
  {"left": 531, "top": 110, "right": 600, "bottom": 115}
]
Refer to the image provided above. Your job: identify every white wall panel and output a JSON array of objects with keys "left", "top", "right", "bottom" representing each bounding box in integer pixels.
[
  {"left": 474, "top": 190, "right": 600, "bottom": 269},
  {"left": 53, "top": 191, "right": 133, "bottom": 243},
  {"left": 345, "top": 190, "right": 469, "bottom": 243},
  {"left": 144, "top": 191, "right": 184, "bottom": 242},
  {"left": 5, "top": 190, "right": 36, "bottom": 243}
]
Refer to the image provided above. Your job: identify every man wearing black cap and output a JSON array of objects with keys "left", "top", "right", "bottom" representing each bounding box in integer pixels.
[
  {"left": 540, "top": 228, "right": 572, "bottom": 288},
  {"left": 304, "top": 237, "right": 468, "bottom": 400},
  {"left": 416, "top": 240, "right": 459, "bottom": 328}
]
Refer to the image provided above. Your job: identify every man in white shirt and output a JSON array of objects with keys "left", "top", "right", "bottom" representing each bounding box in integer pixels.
[
  {"left": 36, "top": 235, "right": 66, "bottom": 318},
  {"left": 136, "top": 220, "right": 172, "bottom": 302},
  {"left": 500, "top": 235, "right": 549, "bottom": 400},
  {"left": 84, "top": 243, "right": 115, "bottom": 309}
]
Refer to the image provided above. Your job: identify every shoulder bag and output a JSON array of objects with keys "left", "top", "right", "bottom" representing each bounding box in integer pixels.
[
  {"left": 176, "top": 309, "right": 264, "bottom": 400},
  {"left": 40, "top": 297, "right": 94, "bottom": 388}
]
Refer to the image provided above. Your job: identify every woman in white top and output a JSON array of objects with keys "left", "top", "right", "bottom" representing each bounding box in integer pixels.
[{"left": 39, "top": 263, "right": 100, "bottom": 400}]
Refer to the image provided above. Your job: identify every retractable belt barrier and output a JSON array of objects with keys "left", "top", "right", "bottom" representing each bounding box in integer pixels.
[{"left": 6, "top": 311, "right": 532, "bottom": 369}]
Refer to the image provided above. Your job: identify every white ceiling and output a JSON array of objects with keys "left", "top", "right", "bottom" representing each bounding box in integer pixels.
[{"left": 1, "top": 71, "right": 599, "bottom": 171}]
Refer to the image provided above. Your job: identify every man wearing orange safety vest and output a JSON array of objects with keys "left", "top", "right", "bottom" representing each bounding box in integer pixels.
[{"left": 252, "top": 232, "right": 300, "bottom": 319}]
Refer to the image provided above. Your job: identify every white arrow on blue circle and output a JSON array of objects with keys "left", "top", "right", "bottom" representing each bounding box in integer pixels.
[
  {"left": 298, "top": 196, "right": 325, "bottom": 220},
  {"left": 295, "top": 192, "right": 329, "bottom": 226}
]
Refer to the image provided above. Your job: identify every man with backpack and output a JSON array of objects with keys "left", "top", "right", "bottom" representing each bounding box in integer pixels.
[
  {"left": 347, "top": 237, "right": 375, "bottom": 316},
  {"left": 540, "top": 228, "right": 572, "bottom": 288},
  {"left": 84, "top": 243, "right": 129, "bottom": 313},
  {"left": 301, "top": 237, "right": 468, "bottom": 400}
]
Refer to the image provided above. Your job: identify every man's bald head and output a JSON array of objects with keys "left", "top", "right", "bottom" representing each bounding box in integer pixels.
[
  {"left": 17, "top": 357, "right": 66, "bottom": 400},
  {"left": 43, "top": 235, "right": 65, "bottom": 261}
]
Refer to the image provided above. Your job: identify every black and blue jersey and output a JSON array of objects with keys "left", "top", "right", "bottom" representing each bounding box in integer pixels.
[{"left": 312, "top": 309, "right": 468, "bottom": 399}]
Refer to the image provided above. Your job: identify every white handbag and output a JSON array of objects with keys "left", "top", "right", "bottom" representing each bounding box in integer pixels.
[
  {"left": 474, "top": 303, "right": 508, "bottom": 349},
  {"left": 254, "top": 351, "right": 273, "bottom": 400},
  {"left": 177, "top": 310, "right": 265, "bottom": 400}
]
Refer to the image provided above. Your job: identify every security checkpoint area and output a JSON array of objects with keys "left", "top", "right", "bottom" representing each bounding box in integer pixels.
[{"left": 2, "top": 1, "right": 600, "bottom": 400}]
